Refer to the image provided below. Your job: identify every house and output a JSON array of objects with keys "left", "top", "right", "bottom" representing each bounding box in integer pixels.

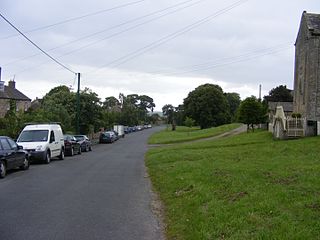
[
  {"left": 293, "top": 11, "right": 320, "bottom": 136},
  {"left": 0, "top": 80, "right": 31, "bottom": 117}
]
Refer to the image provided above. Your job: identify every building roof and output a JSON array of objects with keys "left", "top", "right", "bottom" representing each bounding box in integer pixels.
[
  {"left": 268, "top": 102, "right": 293, "bottom": 113},
  {"left": 0, "top": 85, "right": 31, "bottom": 101},
  {"left": 304, "top": 12, "right": 320, "bottom": 35}
]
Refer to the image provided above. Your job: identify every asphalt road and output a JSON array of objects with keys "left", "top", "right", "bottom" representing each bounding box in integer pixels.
[{"left": 0, "top": 127, "right": 165, "bottom": 240}]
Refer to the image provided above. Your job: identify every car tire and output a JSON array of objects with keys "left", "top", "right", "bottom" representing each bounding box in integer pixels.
[
  {"left": 78, "top": 147, "right": 81, "bottom": 155},
  {"left": 0, "top": 160, "right": 6, "bottom": 178},
  {"left": 20, "top": 156, "right": 30, "bottom": 170},
  {"left": 85, "top": 145, "right": 88, "bottom": 152},
  {"left": 70, "top": 147, "right": 74, "bottom": 156},
  {"left": 59, "top": 148, "right": 65, "bottom": 160},
  {"left": 89, "top": 146, "right": 92, "bottom": 151},
  {"left": 44, "top": 151, "right": 51, "bottom": 164}
]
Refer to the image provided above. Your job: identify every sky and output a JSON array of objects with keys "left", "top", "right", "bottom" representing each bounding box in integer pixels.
[{"left": 1, "top": 0, "right": 320, "bottom": 111}]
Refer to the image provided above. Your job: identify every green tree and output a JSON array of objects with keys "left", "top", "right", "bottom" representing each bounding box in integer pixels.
[
  {"left": 238, "top": 96, "right": 267, "bottom": 131},
  {"left": 184, "top": 84, "right": 231, "bottom": 129},
  {"left": 162, "top": 104, "right": 175, "bottom": 124},
  {"left": 225, "top": 92, "right": 241, "bottom": 122},
  {"left": 184, "top": 117, "right": 195, "bottom": 128},
  {"left": 264, "top": 85, "right": 293, "bottom": 102}
]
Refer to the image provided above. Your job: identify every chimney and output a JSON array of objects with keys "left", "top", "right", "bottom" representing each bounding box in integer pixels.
[{"left": 8, "top": 80, "right": 16, "bottom": 89}]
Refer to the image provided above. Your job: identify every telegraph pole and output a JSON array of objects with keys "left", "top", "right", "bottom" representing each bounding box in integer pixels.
[{"left": 76, "top": 73, "right": 80, "bottom": 134}]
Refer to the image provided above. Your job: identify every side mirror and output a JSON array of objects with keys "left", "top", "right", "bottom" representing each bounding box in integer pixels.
[{"left": 18, "top": 145, "right": 23, "bottom": 150}]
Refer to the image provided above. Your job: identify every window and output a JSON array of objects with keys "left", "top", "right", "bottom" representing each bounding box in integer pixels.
[
  {"left": 7, "top": 138, "right": 18, "bottom": 150},
  {"left": 18, "top": 130, "right": 49, "bottom": 142},
  {"left": 50, "top": 131, "right": 55, "bottom": 143},
  {"left": 1, "top": 139, "right": 12, "bottom": 150}
]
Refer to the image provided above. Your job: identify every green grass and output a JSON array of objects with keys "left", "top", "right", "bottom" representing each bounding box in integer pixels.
[
  {"left": 146, "top": 130, "right": 320, "bottom": 239},
  {"left": 148, "top": 123, "right": 241, "bottom": 144}
]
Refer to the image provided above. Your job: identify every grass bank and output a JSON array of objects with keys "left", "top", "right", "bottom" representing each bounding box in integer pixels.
[
  {"left": 148, "top": 123, "right": 241, "bottom": 144},
  {"left": 146, "top": 130, "right": 320, "bottom": 239}
]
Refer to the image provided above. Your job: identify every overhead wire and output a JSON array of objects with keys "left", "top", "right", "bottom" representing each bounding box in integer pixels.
[
  {"left": 149, "top": 43, "right": 292, "bottom": 75},
  {"left": 0, "top": 0, "right": 146, "bottom": 40},
  {"left": 0, "top": 12, "right": 76, "bottom": 74},
  {"left": 89, "top": 0, "right": 249, "bottom": 74},
  {"left": 3, "top": 0, "right": 205, "bottom": 67},
  {"left": 154, "top": 45, "right": 292, "bottom": 77}
]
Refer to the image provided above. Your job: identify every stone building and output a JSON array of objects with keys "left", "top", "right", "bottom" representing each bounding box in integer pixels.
[
  {"left": 0, "top": 80, "right": 31, "bottom": 117},
  {"left": 293, "top": 11, "right": 320, "bottom": 135}
]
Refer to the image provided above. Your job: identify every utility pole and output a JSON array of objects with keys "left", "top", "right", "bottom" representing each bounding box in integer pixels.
[{"left": 76, "top": 73, "right": 80, "bottom": 134}]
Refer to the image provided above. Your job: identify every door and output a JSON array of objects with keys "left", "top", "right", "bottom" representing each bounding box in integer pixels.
[
  {"left": 0, "top": 138, "right": 16, "bottom": 169},
  {"left": 49, "top": 130, "right": 60, "bottom": 157},
  {"left": 7, "top": 138, "right": 25, "bottom": 166}
]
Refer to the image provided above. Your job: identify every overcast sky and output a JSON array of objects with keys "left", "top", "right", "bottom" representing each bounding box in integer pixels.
[{"left": 1, "top": 0, "right": 320, "bottom": 111}]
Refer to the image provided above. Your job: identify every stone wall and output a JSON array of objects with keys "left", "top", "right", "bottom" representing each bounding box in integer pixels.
[{"left": 293, "top": 13, "right": 320, "bottom": 121}]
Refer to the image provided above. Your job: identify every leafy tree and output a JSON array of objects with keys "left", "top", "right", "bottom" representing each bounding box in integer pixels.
[
  {"left": 162, "top": 104, "right": 175, "bottom": 124},
  {"left": 225, "top": 92, "right": 241, "bottom": 122},
  {"left": 103, "top": 96, "right": 120, "bottom": 111},
  {"left": 184, "top": 117, "right": 195, "bottom": 128},
  {"left": 174, "top": 104, "right": 185, "bottom": 126},
  {"left": 264, "top": 85, "right": 293, "bottom": 102},
  {"left": 184, "top": 84, "right": 231, "bottom": 129},
  {"left": 238, "top": 96, "right": 267, "bottom": 131},
  {"left": 78, "top": 88, "right": 102, "bottom": 133}
]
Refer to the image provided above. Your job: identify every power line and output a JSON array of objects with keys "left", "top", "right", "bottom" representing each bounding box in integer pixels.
[
  {"left": 0, "top": 12, "right": 76, "bottom": 74},
  {"left": 90, "top": 0, "right": 249, "bottom": 74},
  {"left": 149, "top": 43, "right": 292, "bottom": 75},
  {"left": 4, "top": 0, "right": 205, "bottom": 67},
  {"left": 155, "top": 45, "right": 292, "bottom": 77},
  {"left": 0, "top": 0, "right": 146, "bottom": 40}
]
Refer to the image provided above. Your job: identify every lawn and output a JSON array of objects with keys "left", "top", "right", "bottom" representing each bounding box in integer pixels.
[
  {"left": 146, "top": 130, "right": 320, "bottom": 239},
  {"left": 148, "top": 123, "right": 242, "bottom": 144}
]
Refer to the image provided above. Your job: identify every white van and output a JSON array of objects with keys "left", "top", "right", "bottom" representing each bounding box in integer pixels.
[
  {"left": 17, "top": 123, "right": 65, "bottom": 164},
  {"left": 113, "top": 125, "right": 125, "bottom": 138}
]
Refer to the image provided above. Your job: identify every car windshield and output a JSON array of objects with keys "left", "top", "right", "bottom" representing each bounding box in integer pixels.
[
  {"left": 104, "top": 132, "right": 110, "bottom": 137},
  {"left": 74, "top": 135, "right": 84, "bottom": 141},
  {"left": 18, "top": 130, "right": 49, "bottom": 142}
]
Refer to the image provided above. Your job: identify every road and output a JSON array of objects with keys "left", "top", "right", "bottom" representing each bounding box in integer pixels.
[{"left": 0, "top": 127, "right": 165, "bottom": 240}]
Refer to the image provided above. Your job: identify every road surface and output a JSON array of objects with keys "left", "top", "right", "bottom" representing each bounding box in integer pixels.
[{"left": 0, "top": 127, "right": 165, "bottom": 240}]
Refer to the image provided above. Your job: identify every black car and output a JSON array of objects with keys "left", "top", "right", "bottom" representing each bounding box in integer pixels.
[
  {"left": 0, "top": 136, "right": 30, "bottom": 178},
  {"left": 64, "top": 135, "right": 81, "bottom": 156},
  {"left": 74, "top": 135, "right": 92, "bottom": 152}
]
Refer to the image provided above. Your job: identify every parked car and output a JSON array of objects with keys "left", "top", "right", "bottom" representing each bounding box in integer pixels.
[
  {"left": 74, "top": 135, "right": 92, "bottom": 152},
  {"left": 99, "top": 131, "right": 116, "bottom": 143},
  {"left": 16, "top": 123, "right": 65, "bottom": 164},
  {"left": 111, "top": 130, "right": 119, "bottom": 141},
  {"left": 64, "top": 135, "right": 81, "bottom": 156},
  {"left": 0, "top": 136, "right": 30, "bottom": 178}
]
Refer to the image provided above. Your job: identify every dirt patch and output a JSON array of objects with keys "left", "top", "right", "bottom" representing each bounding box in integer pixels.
[{"left": 229, "top": 191, "right": 248, "bottom": 202}]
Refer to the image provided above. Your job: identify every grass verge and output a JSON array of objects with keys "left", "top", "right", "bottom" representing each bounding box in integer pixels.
[
  {"left": 146, "top": 130, "right": 320, "bottom": 239},
  {"left": 148, "top": 123, "right": 241, "bottom": 144}
]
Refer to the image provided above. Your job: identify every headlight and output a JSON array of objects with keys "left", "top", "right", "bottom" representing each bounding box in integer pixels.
[{"left": 35, "top": 145, "right": 43, "bottom": 151}]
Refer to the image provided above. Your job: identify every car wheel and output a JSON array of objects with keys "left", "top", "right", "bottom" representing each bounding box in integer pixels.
[
  {"left": 85, "top": 145, "right": 89, "bottom": 152},
  {"left": 70, "top": 147, "right": 74, "bottom": 156},
  {"left": 59, "top": 148, "right": 65, "bottom": 160},
  {"left": 0, "top": 160, "right": 6, "bottom": 178},
  {"left": 89, "top": 146, "right": 92, "bottom": 151},
  {"left": 20, "top": 156, "right": 30, "bottom": 170},
  {"left": 78, "top": 147, "right": 82, "bottom": 155},
  {"left": 44, "top": 151, "right": 51, "bottom": 164}
]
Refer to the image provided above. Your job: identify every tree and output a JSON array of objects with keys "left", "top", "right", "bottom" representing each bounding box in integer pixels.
[
  {"left": 103, "top": 96, "right": 120, "bottom": 111},
  {"left": 162, "top": 104, "right": 175, "bottom": 124},
  {"left": 225, "top": 92, "right": 241, "bottom": 122},
  {"left": 184, "top": 84, "right": 231, "bottom": 129},
  {"left": 184, "top": 117, "right": 195, "bottom": 128},
  {"left": 264, "top": 85, "right": 293, "bottom": 102},
  {"left": 238, "top": 96, "right": 267, "bottom": 131}
]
